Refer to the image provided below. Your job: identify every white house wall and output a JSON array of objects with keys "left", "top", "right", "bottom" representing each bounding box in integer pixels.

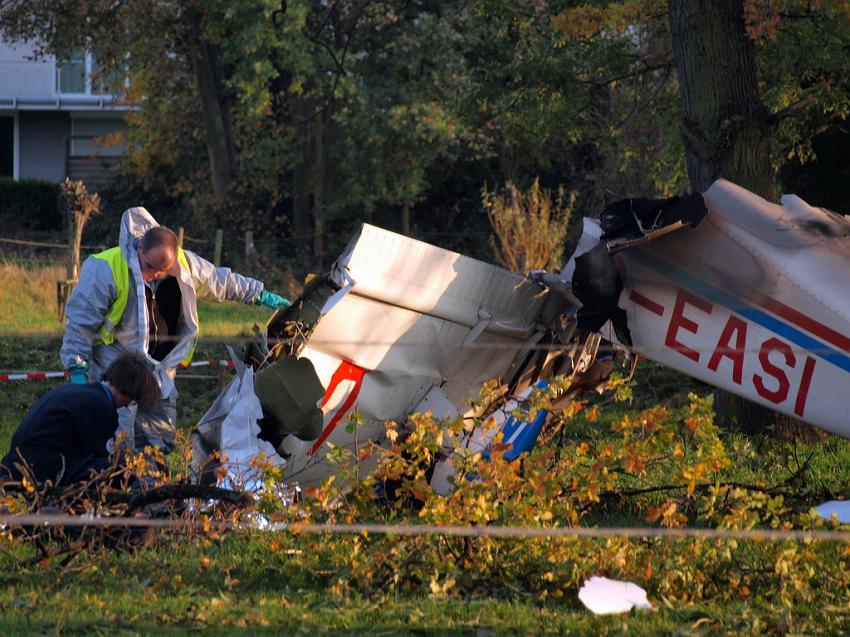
[
  {"left": 0, "top": 40, "right": 54, "bottom": 99},
  {"left": 70, "top": 115, "right": 126, "bottom": 157}
]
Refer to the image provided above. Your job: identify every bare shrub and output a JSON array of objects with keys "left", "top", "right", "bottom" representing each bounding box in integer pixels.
[
  {"left": 483, "top": 178, "right": 575, "bottom": 273},
  {"left": 59, "top": 178, "right": 100, "bottom": 282}
]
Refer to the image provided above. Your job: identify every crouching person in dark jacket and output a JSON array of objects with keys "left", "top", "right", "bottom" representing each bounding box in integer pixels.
[{"left": 0, "top": 352, "right": 159, "bottom": 486}]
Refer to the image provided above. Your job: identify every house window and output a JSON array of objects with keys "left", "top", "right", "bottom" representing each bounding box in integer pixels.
[
  {"left": 57, "top": 50, "right": 119, "bottom": 95},
  {"left": 56, "top": 49, "right": 87, "bottom": 94}
]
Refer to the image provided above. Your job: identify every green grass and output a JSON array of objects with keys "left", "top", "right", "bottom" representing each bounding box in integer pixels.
[
  {"left": 0, "top": 528, "right": 848, "bottom": 636},
  {"left": 194, "top": 299, "right": 270, "bottom": 337},
  {"left": 4, "top": 266, "right": 850, "bottom": 634},
  {"left": 0, "top": 531, "right": 840, "bottom": 636},
  {"left": 4, "top": 340, "right": 850, "bottom": 634},
  {"left": 0, "top": 261, "right": 273, "bottom": 336}
]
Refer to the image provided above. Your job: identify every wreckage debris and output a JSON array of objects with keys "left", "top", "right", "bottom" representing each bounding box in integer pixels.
[{"left": 193, "top": 178, "right": 850, "bottom": 496}]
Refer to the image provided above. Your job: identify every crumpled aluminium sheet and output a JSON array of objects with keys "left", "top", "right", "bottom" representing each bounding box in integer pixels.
[
  {"left": 280, "top": 224, "right": 550, "bottom": 487},
  {"left": 193, "top": 224, "right": 551, "bottom": 490},
  {"left": 191, "top": 366, "right": 285, "bottom": 488}
]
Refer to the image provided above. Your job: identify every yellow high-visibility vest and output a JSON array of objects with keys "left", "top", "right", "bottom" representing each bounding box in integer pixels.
[{"left": 91, "top": 246, "right": 196, "bottom": 364}]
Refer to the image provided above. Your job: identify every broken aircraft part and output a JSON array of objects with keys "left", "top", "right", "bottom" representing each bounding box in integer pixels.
[
  {"left": 192, "top": 223, "right": 628, "bottom": 492},
  {"left": 192, "top": 178, "right": 850, "bottom": 494},
  {"left": 614, "top": 179, "right": 850, "bottom": 437}
]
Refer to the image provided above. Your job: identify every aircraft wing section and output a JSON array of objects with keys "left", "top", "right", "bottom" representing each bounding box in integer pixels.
[{"left": 193, "top": 224, "right": 555, "bottom": 489}]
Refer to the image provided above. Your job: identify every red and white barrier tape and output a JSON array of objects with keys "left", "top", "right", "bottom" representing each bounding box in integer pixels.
[
  {"left": 0, "top": 371, "right": 69, "bottom": 382},
  {"left": 0, "top": 359, "right": 235, "bottom": 383}
]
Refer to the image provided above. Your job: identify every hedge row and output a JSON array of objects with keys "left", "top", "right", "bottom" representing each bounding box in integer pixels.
[{"left": 0, "top": 177, "right": 62, "bottom": 233}]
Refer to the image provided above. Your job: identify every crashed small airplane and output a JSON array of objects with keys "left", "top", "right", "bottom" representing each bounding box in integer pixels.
[{"left": 192, "top": 179, "right": 850, "bottom": 493}]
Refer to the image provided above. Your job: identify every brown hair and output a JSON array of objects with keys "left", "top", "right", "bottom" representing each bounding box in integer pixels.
[
  {"left": 139, "top": 226, "right": 178, "bottom": 254},
  {"left": 101, "top": 352, "right": 160, "bottom": 409}
]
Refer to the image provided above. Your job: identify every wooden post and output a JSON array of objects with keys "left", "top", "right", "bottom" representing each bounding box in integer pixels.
[
  {"left": 58, "top": 213, "right": 82, "bottom": 319},
  {"left": 66, "top": 214, "right": 81, "bottom": 281},
  {"left": 213, "top": 229, "right": 223, "bottom": 266},
  {"left": 401, "top": 202, "right": 411, "bottom": 236},
  {"left": 244, "top": 230, "right": 256, "bottom": 271},
  {"left": 244, "top": 231, "right": 254, "bottom": 260},
  {"left": 177, "top": 226, "right": 185, "bottom": 248}
]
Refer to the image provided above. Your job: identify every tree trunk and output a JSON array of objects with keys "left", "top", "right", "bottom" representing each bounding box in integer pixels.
[
  {"left": 668, "top": 0, "right": 774, "bottom": 196},
  {"left": 190, "top": 38, "right": 237, "bottom": 200},
  {"left": 668, "top": 0, "right": 815, "bottom": 437}
]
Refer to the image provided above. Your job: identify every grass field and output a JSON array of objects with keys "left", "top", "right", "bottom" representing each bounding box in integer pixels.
[
  {"left": 2, "top": 264, "right": 850, "bottom": 635},
  {"left": 0, "top": 261, "right": 271, "bottom": 337}
]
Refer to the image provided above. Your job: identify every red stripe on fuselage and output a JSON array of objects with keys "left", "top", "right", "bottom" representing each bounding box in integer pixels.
[
  {"left": 308, "top": 361, "right": 367, "bottom": 456},
  {"left": 630, "top": 290, "right": 665, "bottom": 316}
]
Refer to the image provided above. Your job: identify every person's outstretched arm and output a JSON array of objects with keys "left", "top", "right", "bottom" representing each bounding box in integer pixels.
[{"left": 182, "top": 249, "right": 266, "bottom": 303}]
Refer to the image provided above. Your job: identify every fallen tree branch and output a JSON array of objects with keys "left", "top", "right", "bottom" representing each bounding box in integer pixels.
[{"left": 103, "top": 484, "right": 254, "bottom": 513}]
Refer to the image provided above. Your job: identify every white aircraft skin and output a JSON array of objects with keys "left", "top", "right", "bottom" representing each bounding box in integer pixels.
[
  {"left": 616, "top": 180, "right": 850, "bottom": 437},
  {"left": 277, "top": 224, "right": 547, "bottom": 489}
]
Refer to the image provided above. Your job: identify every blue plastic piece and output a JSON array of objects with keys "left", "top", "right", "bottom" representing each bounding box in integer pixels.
[{"left": 471, "top": 379, "right": 549, "bottom": 476}]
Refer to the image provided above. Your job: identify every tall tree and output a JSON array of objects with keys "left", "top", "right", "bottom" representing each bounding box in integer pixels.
[
  {"left": 667, "top": 0, "right": 796, "bottom": 434},
  {"left": 0, "top": 0, "right": 321, "bottom": 226},
  {"left": 667, "top": 0, "right": 775, "bottom": 197}
]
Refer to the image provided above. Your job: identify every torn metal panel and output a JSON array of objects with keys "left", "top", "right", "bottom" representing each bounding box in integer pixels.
[
  {"left": 573, "top": 242, "right": 630, "bottom": 344},
  {"left": 332, "top": 223, "right": 546, "bottom": 332},
  {"left": 601, "top": 192, "right": 708, "bottom": 253},
  {"left": 429, "top": 380, "right": 549, "bottom": 495},
  {"left": 196, "top": 224, "right": 568, "bottom": 490},
  {"left": 254, "top": 356, "right": 325, "bottom": 448},
  {"left": 191, "top": 367, "right": 285, "bottom": 487}
]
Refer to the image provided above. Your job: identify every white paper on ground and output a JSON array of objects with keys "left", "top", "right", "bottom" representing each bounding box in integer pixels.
[
  {"left": 578, "top": 576, "right": 652, "bottom": 615},
  {"left": 815, "top": 500, "right": 850, "bottom": 523}
]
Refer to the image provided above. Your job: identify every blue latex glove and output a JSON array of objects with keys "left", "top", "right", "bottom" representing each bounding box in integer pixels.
[
  {"left": 256, "top": 289, "right": 291, "bottom": 311},
  {"left": 69, "top": 362, "right": 89, "bottom": 384}
]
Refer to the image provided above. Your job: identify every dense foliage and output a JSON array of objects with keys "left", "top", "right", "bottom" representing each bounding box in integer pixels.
[
  {"left": 0, "top": 177, "right": 62, "bottom": 233},
  {"left": 2, "top": 1, "right": 848, "bottom": 275},
  {"left": 264, "top": 380, "right": 850, "bottom": 610}
]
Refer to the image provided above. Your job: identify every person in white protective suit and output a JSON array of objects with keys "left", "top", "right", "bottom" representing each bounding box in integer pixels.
[{"left": 60, "top": 207, "right": 290, "bottom": 454}]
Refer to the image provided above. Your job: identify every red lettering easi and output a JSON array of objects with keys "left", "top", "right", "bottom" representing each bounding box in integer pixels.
[
  {"left": 707, "top": 315, "right": 748, "bottom": 385},
  {"left": 753, "top": 337, "right": 794, "bottom": 404},
  {"left": 665, "top": 289, "right": 713, "bottom": 363}
]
